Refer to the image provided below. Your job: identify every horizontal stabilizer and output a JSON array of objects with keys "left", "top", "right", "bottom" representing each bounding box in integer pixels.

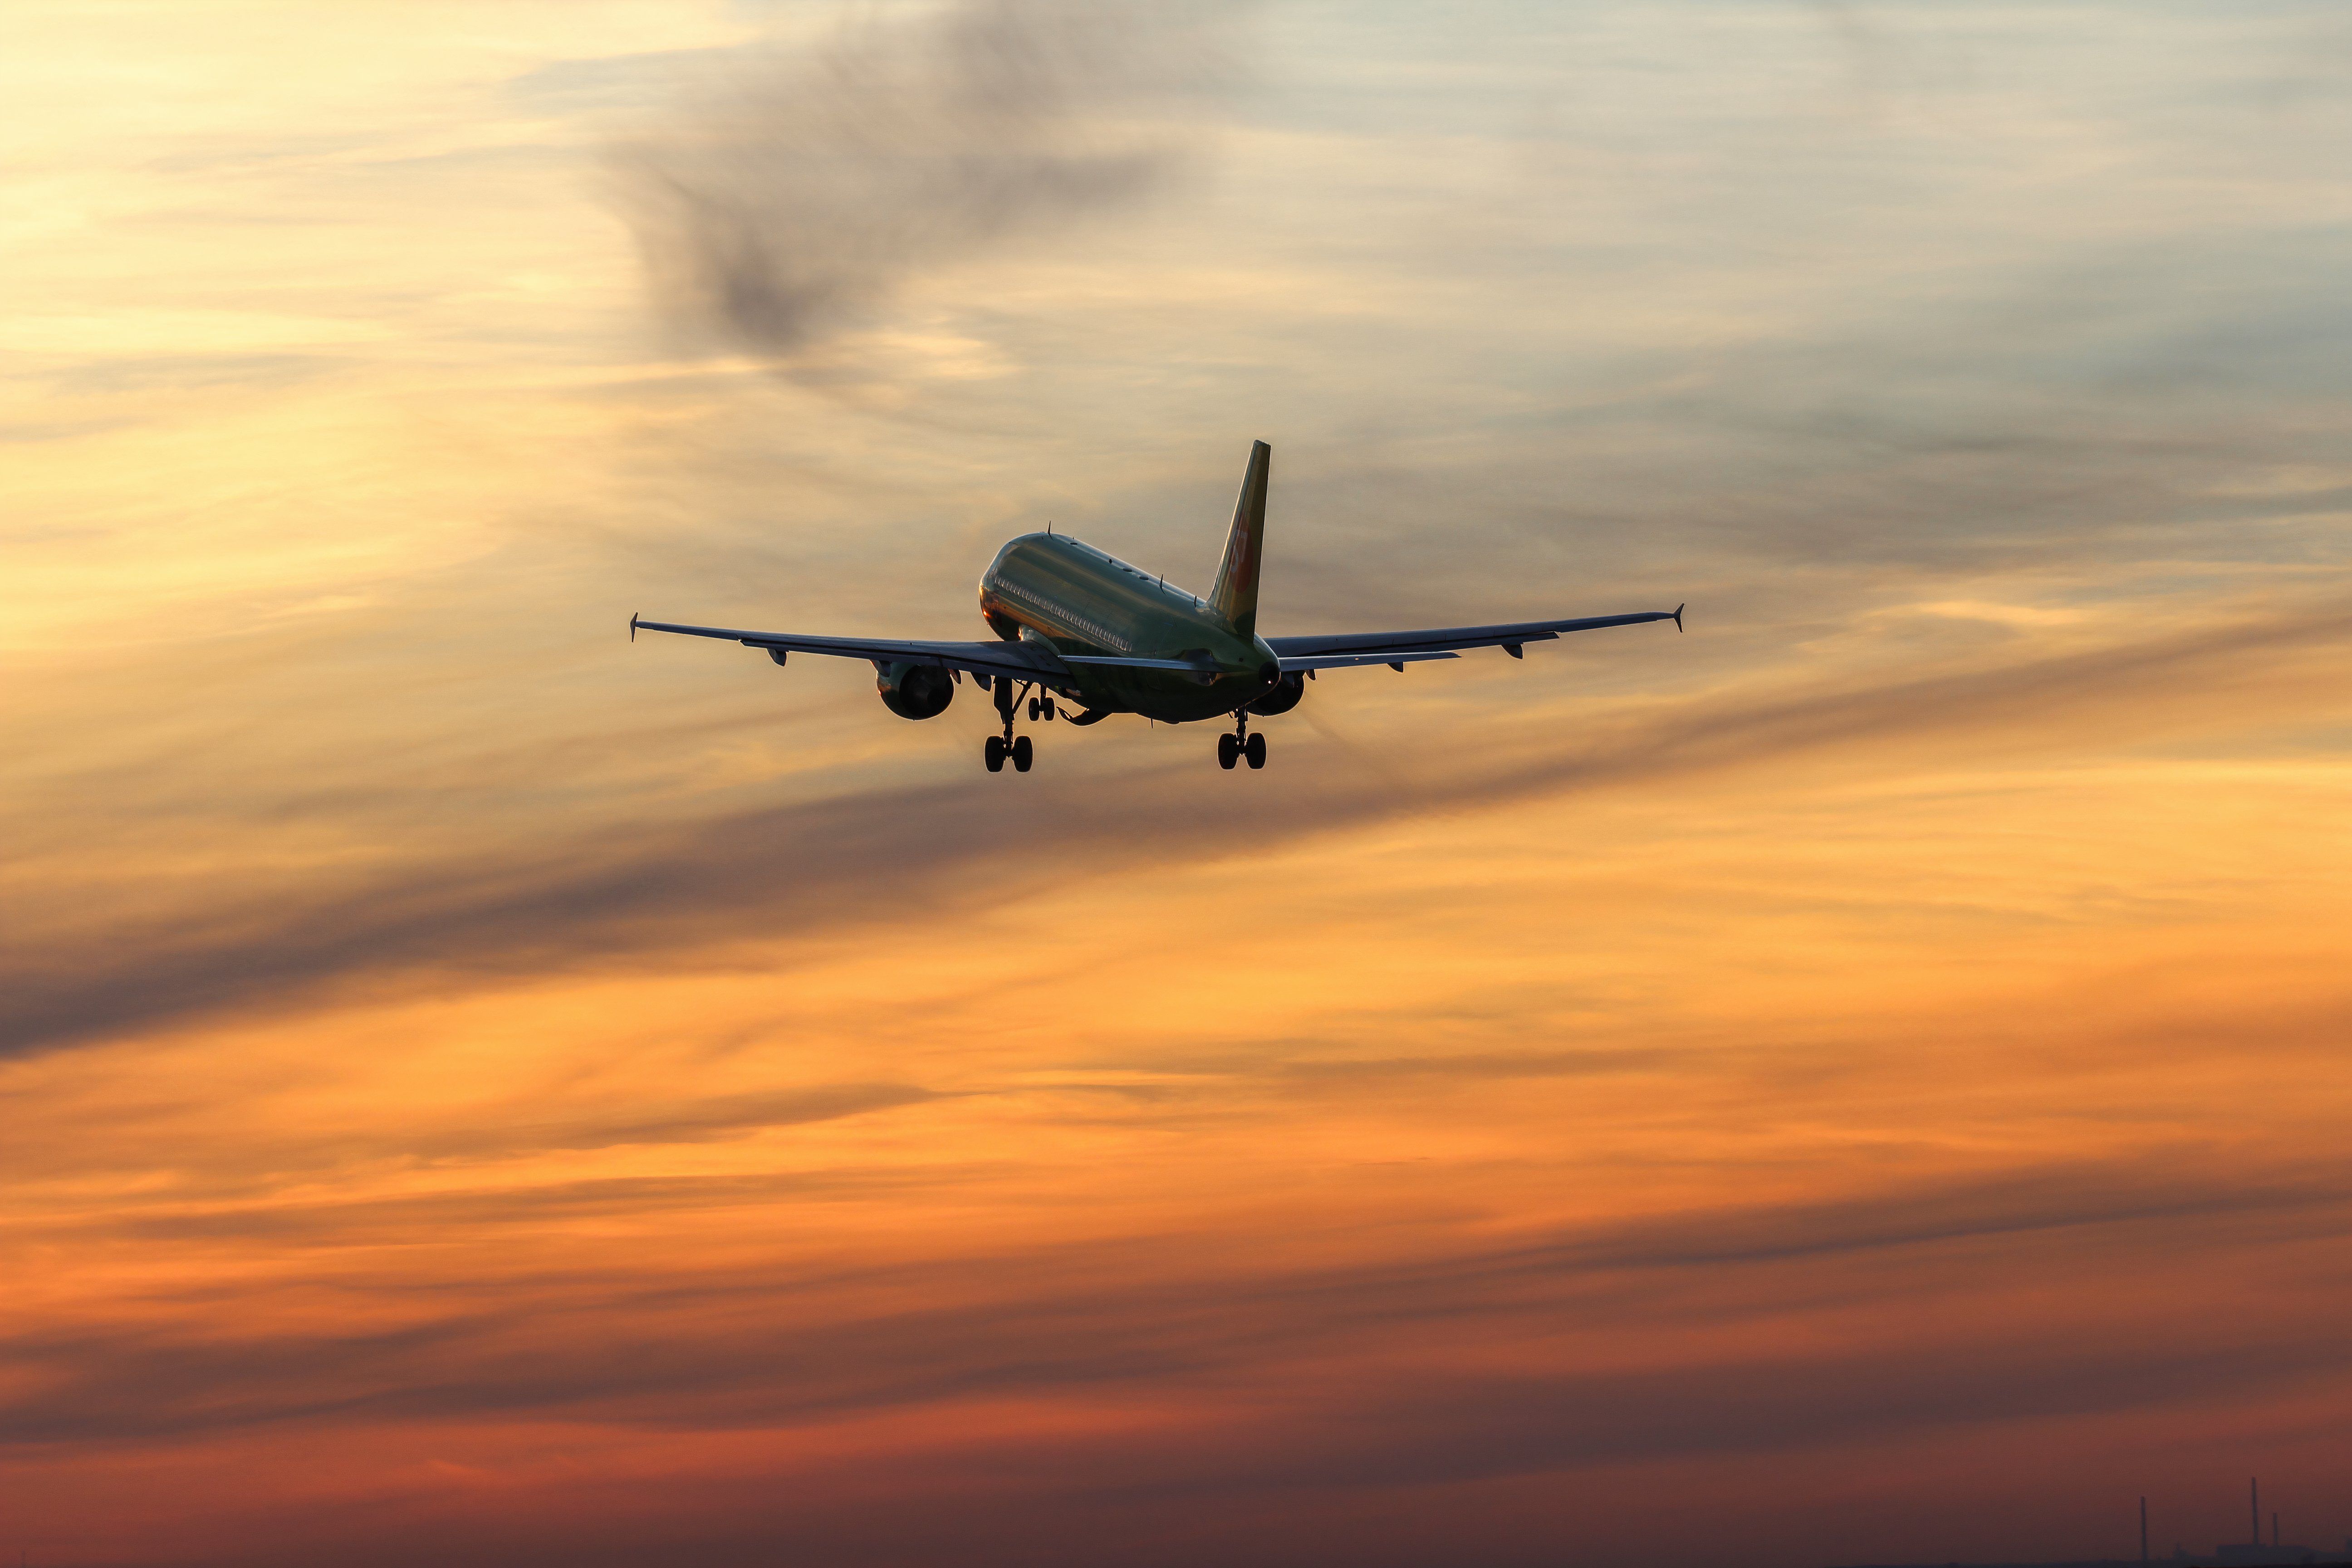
[{"left": 1060, "top": 654, "right": 1210, "bottom": 671}]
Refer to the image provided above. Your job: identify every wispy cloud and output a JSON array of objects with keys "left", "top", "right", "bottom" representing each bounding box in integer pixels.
[{"left": 10, "top": 1155, "right": 2347, "bottom": 1451}]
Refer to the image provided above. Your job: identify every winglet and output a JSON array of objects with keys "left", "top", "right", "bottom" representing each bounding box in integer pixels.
[
  {"left": 1673, "top": 603, "right": 1685, "bottom": 633},
  {"left": 630, "top": 612, "right": 639, "bottom": 642}
]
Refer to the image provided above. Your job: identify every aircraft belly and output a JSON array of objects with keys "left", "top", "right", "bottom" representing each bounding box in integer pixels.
[{"left": 1088, "top": 670, "right": 1258, "bottom": 724}]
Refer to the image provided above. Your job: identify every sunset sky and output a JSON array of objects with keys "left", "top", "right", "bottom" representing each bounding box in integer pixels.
[{"left": 5, "top": 3, "right": 2352, "bottom": 1565}]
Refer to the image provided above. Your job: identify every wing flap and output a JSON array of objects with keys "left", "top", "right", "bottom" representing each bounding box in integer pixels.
[
  {"left": 1266, "top": 608, "right": 1679, "bottom": 663},
  {"left": 631, "top": 617, "right": 1076, "bottom": 687},
  {"left": 1278, "top": 650, "right": 1462, "bottom": 671}
]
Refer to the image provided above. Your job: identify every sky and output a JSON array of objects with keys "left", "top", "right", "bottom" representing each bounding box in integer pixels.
[{"left": 4, "top": 2, "right": 2352, "bottom": 1564}]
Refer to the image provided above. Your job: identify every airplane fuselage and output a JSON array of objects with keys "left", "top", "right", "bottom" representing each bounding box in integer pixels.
[{"left": 979, "top": 533, "right": 1281, "bottom": 723}]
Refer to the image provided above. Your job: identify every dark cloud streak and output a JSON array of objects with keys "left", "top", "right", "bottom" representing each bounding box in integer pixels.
[
  {"left": 610, "top": 0, "right": 1237, "bottom": 357},
  {"left": 7, "top": 598, "right": 2347, "bottom": 1058}
]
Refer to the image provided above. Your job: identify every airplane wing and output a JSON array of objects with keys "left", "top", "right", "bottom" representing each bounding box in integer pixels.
[
  {"left": 629, "top": 616, "right": 1133, "bottom": 689},
  {"left": 1267, "top": 606, "right": 1682, "bottom": 671}
]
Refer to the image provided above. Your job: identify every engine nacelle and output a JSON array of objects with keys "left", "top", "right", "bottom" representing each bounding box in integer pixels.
[
  {"left": 1246, "top": 671, "right": 1305, "bottom": 717},
  {"left": 877, "top": 661, "right": 955, "bottom": 720}
]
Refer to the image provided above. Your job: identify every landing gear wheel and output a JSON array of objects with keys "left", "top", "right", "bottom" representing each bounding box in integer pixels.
[
  {"left": 1027, "top": 697, "right": 1041, "bottom": 721},
  {"left": 1011, "top": 735, "right": 1034, "bottom": 772},
  {"left": 984, "top": 735, "right": 1006, "bottom": 773},
  {"left": 1217, "top": 733, "right": 1240, "bottom": 770},
  {"left": 1041, "top": 697, "right": 1057, "bottom": 721},
  {"left": 1245, "top": 732, "right": 1267, "bottom": 769}
]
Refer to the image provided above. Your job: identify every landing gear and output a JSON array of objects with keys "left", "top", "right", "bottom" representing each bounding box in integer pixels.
[
  {"left": 987, "top": 678, "right": 1043, "bottom": 773},
  {"left": 1218, "top": 712, "right": 1268, "bottom": 770}
]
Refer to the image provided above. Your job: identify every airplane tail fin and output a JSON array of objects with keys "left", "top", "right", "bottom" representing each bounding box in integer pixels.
[{"left": 1209, "top": 440, "right": 1270, "bottom": 638}]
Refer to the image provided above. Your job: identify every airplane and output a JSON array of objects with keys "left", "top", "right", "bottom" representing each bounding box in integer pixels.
[{"left": 631, "top": 440, "right": 1682, "bottom": 772}]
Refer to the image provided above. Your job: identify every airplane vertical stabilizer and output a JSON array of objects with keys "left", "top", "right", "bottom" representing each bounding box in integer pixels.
[{"left": 1209, "top": 440, "right": 1270, "bottom": 638}]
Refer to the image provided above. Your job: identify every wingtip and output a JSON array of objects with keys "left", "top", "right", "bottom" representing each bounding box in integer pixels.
[
  {"left": 629, "top": 611, "right": 638, "bottom": 643},
  {"left": 1673, "top": 603, "right": 1685, "bottom": 633}
]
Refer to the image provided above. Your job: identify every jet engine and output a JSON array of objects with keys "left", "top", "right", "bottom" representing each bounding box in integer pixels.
[
  {"left": 877, "top": 661, "right": 955, "bottom": 720},
  {"left": 1246, "top": 671, "right": 1305, "bottom": 716}
]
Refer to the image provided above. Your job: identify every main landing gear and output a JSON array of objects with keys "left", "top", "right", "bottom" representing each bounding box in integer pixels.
[
  {"left": 983, "top": 677, "right": 1044, "bottom": 773},
  {"left": 1217, "top": 712, "right": 1268, "bottom": 771}
]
